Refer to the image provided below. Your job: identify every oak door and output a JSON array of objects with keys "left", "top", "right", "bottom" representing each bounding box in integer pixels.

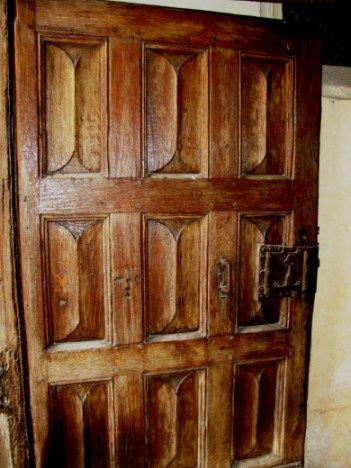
[{"left": 13, "top": 1, "right": 321, "bottom": 466}]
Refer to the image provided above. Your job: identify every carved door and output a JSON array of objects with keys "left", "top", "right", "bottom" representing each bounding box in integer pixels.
[{"left": 13, "top": 0, "right": 320, "bottom": 466}]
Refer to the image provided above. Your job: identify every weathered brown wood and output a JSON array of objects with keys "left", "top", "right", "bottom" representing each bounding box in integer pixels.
[
  {"left": 109, "top": 38, "right": 141, "bottom": 179},
  {"left": 12, "top": 0, "right": 321, "bottom": 465},
  {"left": 36, "top": 0, "right": 296, "bottom": 51},
  {"left": 145, "top": 44, "right": 209, "bottom": 178},
  {"left": 208, "top": 211, "right": 236, "bottom": 336},
  {"left": 40, "top": 36, "right": 108, "bottom": 176},
  {"left": 46, "top": 332, "right": 291, "bottom": 382},
  {"left": 14, "top": 1, "right": 49, "bottom": 465},
  {"left": 240, "top": 54, "right": 294, "bottom": 176},
  {"left": 284, "top": 33, "right": 321, "bottom": 462},
  {"left": 115, "top": 374, "right": 144, "bottom": 466},
  {"left": 111, "top": 213, "right": 143, "bottom": 345},
  {"left": 43, "top": 217, "right": 110, "bottom": 345},
  {"left": 0, "top": 0, "right": 28, "bottom": 465},
  {"left": 38, "top": 178, "right": 302, "bottom": 213},
  {"left": 210, "top": 48, "right": 240, "bottom": 178},
  {"left": 237, "top": 214, "right": 291, "bottom": 328}
]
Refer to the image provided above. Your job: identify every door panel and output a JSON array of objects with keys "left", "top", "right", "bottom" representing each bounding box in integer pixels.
[
  {"left": 233, "top": 359, "right": 286, "bottom": 466},
  {"left": 13, "top": 1, "right": 321, "bottom": 466},
  {"left": 237, "top": 213, "right": 291, "bottom": 329},
  {"left": 145, "top": 369, "right": 206, "bottom": 467},
  {"left": 144, "top": 44, "right": 209, "bottom": 177},
  {"left": 145, "top": 214, "right": 207, "bottom": 340},
  {"left": 40, "top": 36, "right": 108, "bottom": 177},
  {"left": 240, "top": 53, "right": 294, "bottom": 177},
  {"left": 49, "top": 380, "right": 115, "bottom": 467},
  {"left": 43, "top": 217, "right": 110, "bottom": 345}
]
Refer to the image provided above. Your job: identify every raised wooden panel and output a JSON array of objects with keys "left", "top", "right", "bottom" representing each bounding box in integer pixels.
[
  {"left": 48, "top": 380, "right": 114, "bottom": 467},
  {"left": 43, "top": 217, "right": 110, "bottom": 345},
  {"left": 144, "top": 215, "right": 207, "bottom": 341},
  {"left": 238, "top": 214, "right": 290, "bottom": 329},
  {"left": 144, "top": 44, "right": 208, "bottom": 177},
  {"left": 41, "top": 37, "right": 107, "bottom": 176},
  {"left": 233, "top": 360, "right": 285, "bottom": 465},
  {"left": 145, "top": 369, "right": 206, "bottom": 467},
  {"left": 240, "top": 54, "right": 294, "bottom": 177}
]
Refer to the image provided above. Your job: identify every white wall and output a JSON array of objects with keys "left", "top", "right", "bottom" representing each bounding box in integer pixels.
[
  {"left": 111, "top": 0, "right": 261, "bottom": 15},
  {"left": 112, "top": 0, "right": 283, "bottom": 18},
  {"left": 305, "top": 91, "right": 351, "bottom": 467}
]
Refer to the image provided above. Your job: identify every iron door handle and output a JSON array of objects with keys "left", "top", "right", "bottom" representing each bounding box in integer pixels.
[{"left": 217, "top": 257, "right": 231, "bottom": 299}]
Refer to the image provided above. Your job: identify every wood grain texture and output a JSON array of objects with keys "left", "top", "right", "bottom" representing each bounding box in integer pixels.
[
  {"left": 109, "top": 38, "right": 141, "bottom": 178},
  {"left": 115, "top": 374, "right": 144, "bottom": 466},
  {"left": 240, "top": 54, "right": 294, "bottom": 177},
  {"left": 207, "top": 364, "right": 233, "bottom": 467},
  {"left": 283, "top": 34, "right": 321, "bottom": 463},
  {"left": 145, "top": 369, "right": 206, "bottom": 466},
  {"left": 210, "top": 48, "right": 240, "bottom": 178},
  {"left": 0, "top": 0, "right": 28, "bottom": 465},
  {"left": 40, "top": 36, "right": 108, "bottom": 176},
  {"left": 46, "top": 333, "right": 291, "bottom": 383},
  {"left": 145, "top": 45, "right": 208, "bottom": 177},
  {"left": 38, "top": 178, "right": 299, "bottom": 214},
  {"left": 14, "top": 1, "right": 49, "bottom": 464},
  {"left": 36, "top": 0, "right": 297, "bottom": 53},
  {"left": 12, "top": 1, "right": 321, "bottom": 465},
  {"left": 233, "top": 360, "right": 286, "bottom": 465},
  {"left": 43, "top": 217, "right": 110, "bottom": 345},
  {"left": 47, "top": 380, "right": 114, "bottom": 467},
  {"left": 208, "top": 211, "right": 236, "bottom": 336},
  {"left": 111, "top": 213, "right": 142, "bottom": 345},
  {"left": 237, "top": 214, "right": 291, "bottom": 329},
  {"left": 144, "top": 215, "right": 207, "bottom": 340}
]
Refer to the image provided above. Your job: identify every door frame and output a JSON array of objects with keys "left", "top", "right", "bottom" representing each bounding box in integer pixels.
[{"left": 0, "top": 0, "right": 30, "bottom": 466}]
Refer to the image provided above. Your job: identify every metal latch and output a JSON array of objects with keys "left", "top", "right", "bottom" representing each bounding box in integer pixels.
[
  {"left": 0, "top": 365, "right": 10, "bottom": 413},
  {"left": 217, "top": 257, "right": 231, "bottom": 300},
  {"left": 257, "top": 244, "right": 319, "bottom": 300}
]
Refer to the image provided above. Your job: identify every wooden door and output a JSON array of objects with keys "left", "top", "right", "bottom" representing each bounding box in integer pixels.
[{"left": 13, "top": 1, "right": 321, "bottom": 466}]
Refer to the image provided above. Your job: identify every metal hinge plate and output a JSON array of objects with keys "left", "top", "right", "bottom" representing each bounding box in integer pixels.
[
  {"left": 258, "top": 244, "right": 319, "bottom": 300},
  {"left": 0, "top": 365, "right": 10, "bottom": 413}
]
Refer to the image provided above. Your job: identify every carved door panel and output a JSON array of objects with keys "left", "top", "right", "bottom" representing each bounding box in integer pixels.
[{"left": 13, "top": 1, "right": 320, "bottom": 466}]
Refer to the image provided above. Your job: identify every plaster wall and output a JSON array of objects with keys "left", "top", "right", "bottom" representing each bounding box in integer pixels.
[
  {"left": 305, "top": 94, "right": 351, "bottom": 467},
  {"left": 110, "top": 0, "right": 261, "bottom": 15}
]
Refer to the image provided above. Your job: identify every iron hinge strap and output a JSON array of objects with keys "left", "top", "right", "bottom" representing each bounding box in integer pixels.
[
  {"left": 0, "top": 349, "right": 13, "bottom": 414},
  {"left": 257, "top": 244, "right": 319, "bottom": 300}
]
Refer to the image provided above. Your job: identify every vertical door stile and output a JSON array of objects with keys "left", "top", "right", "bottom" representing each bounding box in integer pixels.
[{"left": 14, "top": 0, "right": 50, "bottom": 464}]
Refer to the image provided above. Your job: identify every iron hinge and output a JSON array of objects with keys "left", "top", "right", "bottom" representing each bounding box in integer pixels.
[
  {"left": 0, "top": 365, "right": 10, "bottom": 413},
  {"left": 257, "top": 244, "right": 319, "bottom": 300}
]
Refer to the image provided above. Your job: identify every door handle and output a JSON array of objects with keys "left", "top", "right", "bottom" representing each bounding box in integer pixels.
[{"left": 217, "top": 257, "right": 231, "bottom": 299}]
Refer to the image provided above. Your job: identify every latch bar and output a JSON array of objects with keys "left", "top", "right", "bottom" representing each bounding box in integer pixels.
[{"left": 257, "top": 244, "right": 319, "bottom": 300}]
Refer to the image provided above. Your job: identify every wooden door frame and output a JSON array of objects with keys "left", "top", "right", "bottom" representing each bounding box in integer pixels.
[{"left": 0, "top": 0, "right": 29, "bottom": 466}]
